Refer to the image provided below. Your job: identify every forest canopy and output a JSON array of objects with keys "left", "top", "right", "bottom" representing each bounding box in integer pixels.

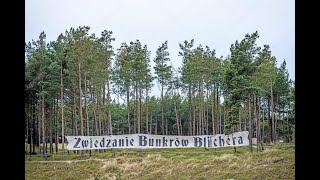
[{"left": 25, "top": 26, "right": 295, "bottom": 158}]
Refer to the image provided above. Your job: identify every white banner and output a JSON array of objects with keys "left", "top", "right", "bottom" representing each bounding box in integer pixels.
[{"left": 66, "top": 131, "right": 249, "bottom": 150}]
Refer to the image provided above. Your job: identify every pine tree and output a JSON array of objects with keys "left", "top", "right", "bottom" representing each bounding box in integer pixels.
[{"left": 154, "top": 41, "right": 172, "bottom": 135}]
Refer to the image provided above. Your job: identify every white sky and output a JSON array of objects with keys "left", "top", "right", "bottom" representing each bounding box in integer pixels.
[{"left": 26, "top": 0, "right": 295, "bottom": 98}]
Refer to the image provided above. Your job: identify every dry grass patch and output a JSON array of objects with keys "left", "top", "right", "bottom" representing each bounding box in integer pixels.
[{"left": 26, "top": 143, "right": 295, "bottom": 180}]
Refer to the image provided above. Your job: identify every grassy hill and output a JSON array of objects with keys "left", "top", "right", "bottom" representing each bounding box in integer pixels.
[{"left": 25, "top": 143, "right": 294, "bottom": 179}]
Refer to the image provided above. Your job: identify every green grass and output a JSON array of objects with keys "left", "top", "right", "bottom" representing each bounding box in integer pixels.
[{"left": 26, "top": 143, "right": 295, "bottom": 180}]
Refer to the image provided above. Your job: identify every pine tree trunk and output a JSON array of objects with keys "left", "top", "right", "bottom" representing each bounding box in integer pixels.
[
  {"left": 103, "top": 79, "right": 106, "bottom": 105},
  {"left": 84, "top": 74, "right": 91, "bottom": 155},
  {"left": 253, "top": 94, "right": 256, "bottom": 138},
  {"left": 282, "top": 102, "right": 285, "bottom": 142},
  {"left": 286, "top": 99, "right": 289, "bottom": 142},
  {"left": 150, "top": 112, "right": 152, "bottom": 134},
  {"left": 137, "top": 81, "right": 141, "bottom": 133},
  {"left": 97, "top": 96, "right": 102, "bottom": 153},
  {"left": 84, "top": 73, "right": 89, "bottom": 136},
  {"left": 89, "top": 81, "right": 98, "bottom": 136},
  {"left": 193, "top": 91, "right": 196, "bottom": 135},
  {"left": 202, "top": 86, "right": 205, "bottom": 135},
  {"left": 179, "top": 114, "right": 183, "bottom": 136},
  {"left": 155, "top": 112, "right": 158, "bottom": 135},
  {"left": 223, "top": 107, "right": 226, "bottom": 134},
  {"left": 146, "top": 87, "right": 149, "bottom": 133},
  {"left": 55, "top": 98, "right": 58, "bottom": 154},
  {"left": 203, "top": 91, "right": 205, "bottom": 135},
  {"left": 257, "top": 96, "right": 261, "bottom": 151},
  {"left": 73, "top": 92, "right": 78, "bottom": 154},
  {"left": 216, "top": 86, "right": 220, "bottom": 134},
  {"left": 199, "top": 83, "right": 203, "bottom": 135},
  {"left": 253, "top": 95, "right": 257, "bottom": 150},
  {"left": 126, "top": 86, "right": 130, "bottom": 134},
  {"left": 72, "top": 92, "right": 77, "bottom": 137},
  {"left": 274, "top": 96, "right": 278, "bottom": 142},
  {"left": 133, "top": 102, "right": 136, "bottom": 134},
  {"left": 97, "top": 97, "right": 102, "bottom": 136},
  {"left": 188, "top": 86, "right": 192, "bottom": 135},
  {"left": 38, "top": 99, "right": 41, "bottom": 155},
  {"left": 203, "top": 90, "right": 206, "bottom": 135},
  {"left": 102, "top": 76, "right": 107, "bottom": 125},
  {"left": 248, "top": 93, "right": 252, "bottom": 152},
  {"left": 26, "top": 99, "right": 29, "bottom": 154},
  {"left": 238, "top": 109, "right": 241, "bottom": 131},
  {"left": 206, "top": 92, "right": 209, "bottom": 135},
  {"left": 107, "top": 75, "right": 115, "bottom": 157},
  {"left": 201, "top": 83, "right": 204, "bottom": 135},
  {"left": 244, "top": 101, "right": 247, "bottom": 131},
  {"left": 270, "top": 78, "right": 274, "bottom": 143},
  {"left": 49, "top": 103, "right": 53, "bottom": 154},
  {"left": 32, "top": 100, "right": 36, "bottom": 154},
  {"left": 268, "top": 97, "right": 272, "bottom": 143},
  {"left": 174, "top": 97, "right": 180, "bottom": 135},
  {"left": 262, "top": 108, "right": 265, "bottom": 143},
  {"left": 41, "top": 95, "right": 47, "bottom": 159},
  {"left": 212, "top": 87, "right": 215, "bottom": 135},
  {"left": 225, "top": 108, "right": 229, "bottom": 134},
  {"left": 102, "top": 105, "right": 107, "bottom": 135},
  {"left": 30, "top": 99, "right": 33, "bottom": 156},
  {"left": 139, "top": 84, "right": 142, "bottom": 133},
  {"left": 60, "top": 61, "right": 65, "bottom": 159},
  {"left": 134, "top": 82, "right": 137, "bottom": 133},
  {"left": 278, "top": 101, "right": 281, "bottom": 141},
  {"left": 45, "top": 126, "right": 48, "bottom": 157},
  {"left": 78, "top": 62, "right": 85, "bottom": 157},
  {"left": 161, "top": 83, "right": 164, "bottom": 135},
  {"left": 287, "top": 109, "right": 289, "bottom": 142},
  {"left": 198, "top": 83, "right": 201, "bottom": 135},
  {"left": 72, "top": 93, "right": 75, "bottom": 138},
  {"left": 107, "top": 77, "right": 112, "bottom": 135}
]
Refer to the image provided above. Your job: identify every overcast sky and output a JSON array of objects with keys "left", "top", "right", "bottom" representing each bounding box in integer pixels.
[{"left": 26, "top": 0, "right": 294, "bottom": 98}]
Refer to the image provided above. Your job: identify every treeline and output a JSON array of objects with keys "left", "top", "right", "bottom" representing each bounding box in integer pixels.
[{"left": 25, "top": 26, "right": 295, "bottom": 158}]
